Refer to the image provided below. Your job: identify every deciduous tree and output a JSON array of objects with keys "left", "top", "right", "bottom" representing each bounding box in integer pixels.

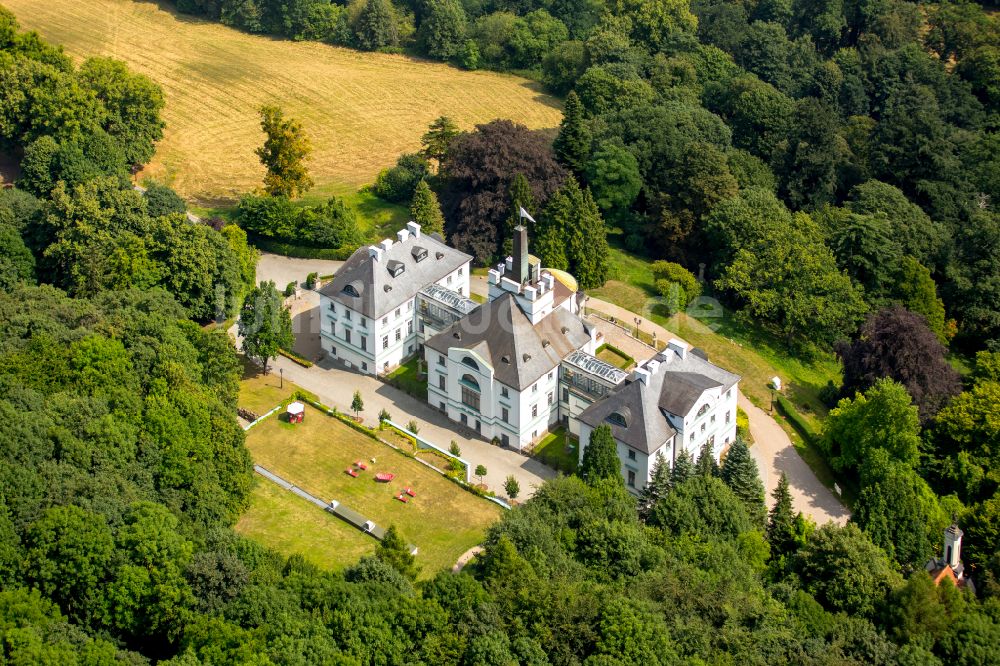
[
  {"left": 821, "top": 378, "right": 922, "bottom": 473},
  {"left": 238, "top": 280, "right": 293, "bottom": 373},
  {"left": 837, "top": 306, "right": 961, "bottom": 422},
  {"left": 256, "top": 105, "right": 313, "bottom": 198}
]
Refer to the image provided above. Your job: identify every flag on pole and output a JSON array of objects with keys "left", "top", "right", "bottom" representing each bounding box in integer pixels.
[{"left": 519, "top": 206, "right": 536, "bottom": 224}]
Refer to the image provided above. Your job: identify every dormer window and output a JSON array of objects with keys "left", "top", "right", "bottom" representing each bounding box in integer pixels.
[
  {"left": 342, "top": 284, "right": 360, "bottom": 298},
  {"left": 387, "top": 260, "right": 405, "bottom": 277},
  {"left": 606, "top": 411, "right": 628, "bottom": 428},
  {"left": 461, "top": 356, "right": 479, "bottom": 370},
  {"left": 411, "top": 246, "right": 428, "bottom": 262}
]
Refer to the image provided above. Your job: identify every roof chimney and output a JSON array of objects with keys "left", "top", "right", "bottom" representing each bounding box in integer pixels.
[
  {"left": 513, "top": 225, "right": 529, "bottom": 284},
  {"left": 667, "top": 338, "right": 687, "bottom": 359},
  {"left": 380, "top": 238, "right": 393, "bottom": 252},
  {"left": 406, "top": 221, "right": 421, "bottom": 238},
  {"left": 396, "top": 228, "right": 410, "bottom": 244},
  {"left": 634, "top": 368, "right": 650, "bottom": 385},
  {"left": 368, "top": 245, "right": 384, "bottom": 262}
]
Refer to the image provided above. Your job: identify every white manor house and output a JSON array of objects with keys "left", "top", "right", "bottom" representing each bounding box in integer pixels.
[{"left": 319, "top": 222, "right": 741, "bottom": 493}]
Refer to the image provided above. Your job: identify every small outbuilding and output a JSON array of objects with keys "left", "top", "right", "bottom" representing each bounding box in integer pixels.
[{"left": 286, "top": 401, "right": 305, "bottom": 424}]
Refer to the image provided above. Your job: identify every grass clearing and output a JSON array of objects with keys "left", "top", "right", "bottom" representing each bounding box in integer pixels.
[
  {"left": 238, "top": 361, "right": 296, "bottom": 415},
  {"left": 236, "top": 482, "right": 376, "bottom": 570},
  {"left": 245, "top": 404, "right": 502, "bottom": 576},
  {"left": 9, "top": 0, "right": 563, "bottom": 207},
  {"left": 384, "top": 356, "right": 427, "bottom": 400},
  {"left": 533, "top": 428, "right": 577, "bottom": 475}
]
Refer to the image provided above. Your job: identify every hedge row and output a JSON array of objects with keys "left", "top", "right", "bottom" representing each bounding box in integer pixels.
[
  {"left": 279, "top": 348, "right": 313, "bottom": 367},
  {"left": 595, "top": 343, "right": 636, "bottom": 367},
  {"left": 775, "top": 395, "right": 818, "bottom": 443}
]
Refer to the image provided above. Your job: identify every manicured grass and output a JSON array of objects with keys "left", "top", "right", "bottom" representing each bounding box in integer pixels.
[
  {"left": 238, "top": 361, "right": 296, "bottom": 415},
  {"left": 245, "top": 404, "right": 502, "bottom": 577},
  {"left": 384, "top": 356, "right": 427, "bottom": 400},
  {"left": 235, "top": 482, "right": 376, "bottom": 571},
  {"left": 9, "top": 0, "right": 562, "bottom": 207},
  {"left": 533, "top": 428, "right": 578, "bottom": 475},
  {"left": 595, "top": 343, "right": 636, "bottom": 370}
]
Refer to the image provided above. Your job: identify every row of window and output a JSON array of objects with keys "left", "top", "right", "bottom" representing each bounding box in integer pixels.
[
  {"left": 380, "top": 321, "right": 414, "bottom": 349},
  {"left": 332, "top": 323, "right": 368, "bottom": 351}
]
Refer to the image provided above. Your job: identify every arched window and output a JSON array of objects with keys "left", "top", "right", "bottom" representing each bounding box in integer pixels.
[
  {"left": 460, "top": 374, "right": 480, "bottom": 411},
  {"left": 696, "top": 404, "right": 709, "bottom": 418},
  {"left": 461, "top": 356, "right": 479, "bottom": 370}
]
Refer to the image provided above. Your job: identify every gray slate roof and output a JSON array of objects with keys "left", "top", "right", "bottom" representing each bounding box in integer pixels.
[
  {"left": 579, "top": 346, "right": 741, "bottom": 455},
  {"left": 579, "top": 367, "right": 678, "bottom": 455},
  {"left": 319, "top": 233, "right": 471, "bottom": 319},
  {"left": 425, "top": 292, "right": 592, "bottom": 391}
]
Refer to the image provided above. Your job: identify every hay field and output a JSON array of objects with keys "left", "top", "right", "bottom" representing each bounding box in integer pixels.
[{"left": 6, "top": 0, "right": 563, "bottom": 205}]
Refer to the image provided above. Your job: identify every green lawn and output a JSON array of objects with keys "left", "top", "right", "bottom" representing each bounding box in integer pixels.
[
  {"left": 245, "top": 404, "right": 502, "bottom": 577},
  {"left": 385, "top": 356, "right": 427, "bottom": 400},
  {"left": 236, "top": 482, "right": 376, "bottom": 570},
  {"left": 596, "top": 343, "right": 636, "bottom": 370},
  {"left": 238, "top": 360, "right": 296, "bottom": 415},
  {"left": 533, "top": 428, "right": 578, "bottom": 475}
]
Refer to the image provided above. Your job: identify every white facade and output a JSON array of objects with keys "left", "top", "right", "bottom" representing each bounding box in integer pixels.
[
  {"left": 577, "top": 342, "right": 741, "bottom": 495},
  {"left": 318, "top": 223, "right": 471, "bottom": 376},
  {"left": 425, "top": 338, "right": 568, "bottom": 449}
]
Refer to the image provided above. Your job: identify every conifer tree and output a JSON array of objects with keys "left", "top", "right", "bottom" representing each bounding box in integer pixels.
[
  {"left": 553, "top": 91, "right": 591, "bottom": 177},
  {"left": 375, "top": 525, "right": 419, "bottom": 580},
  {"left": 538, "top": 176, "right": 609, "bottom": 288},
  {"left": 421, "top": 116, "right": 459, "bottom": 168},
  {"left": 670, "top": 449, "right": 694, "bottom": 488},
  {"left": 721, "top": 437, "right": 767, "bottom": 528},
  {"left": 409, "top": 179, "right": 445, "bottom": 236},
  {"left": 580, "top": 424, "right": 622, "bottom": 485},
  {"left": 696, "top": 440, "right": 719, "bottom": 477},
  {"left": 767, "top": 473, "right": 799, "bottom": 557},
  {"left": 503, "top": 173, "right": 535, "bottom": 256},
  {"left": 640, "top": 451, "right": 671, "bottom": 518}
]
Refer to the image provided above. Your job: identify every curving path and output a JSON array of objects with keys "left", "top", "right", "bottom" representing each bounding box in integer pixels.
[{"left": 452, "top": 546, "right": 484, "bottom": 573}]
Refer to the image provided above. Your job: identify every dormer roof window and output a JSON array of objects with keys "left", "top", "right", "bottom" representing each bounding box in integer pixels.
[
  {"left": 411, "top": 246, "right": 428, "bottom": 262},
  {"left": 387, "top": 260, "right": 405, "bottom": 277}
]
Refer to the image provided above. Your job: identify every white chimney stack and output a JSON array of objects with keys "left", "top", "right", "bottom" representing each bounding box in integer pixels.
[
  {"left": 396, "top": 228, "right": 410, "bottom": 243},
  {"left": 380, "top": 238, "right": 393, "bottom": 252},
  {"left": 406, "top": 221, "right": 421, "bottom": 238},
  {"left": 668, "top": 338, "right": 687, "bottom": 359},
  {"left": 368, "top": 245, "right": 384, "bottom": 262},
  {"left": 634, "top": 368, "right": 650, "bottom": 385}
]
